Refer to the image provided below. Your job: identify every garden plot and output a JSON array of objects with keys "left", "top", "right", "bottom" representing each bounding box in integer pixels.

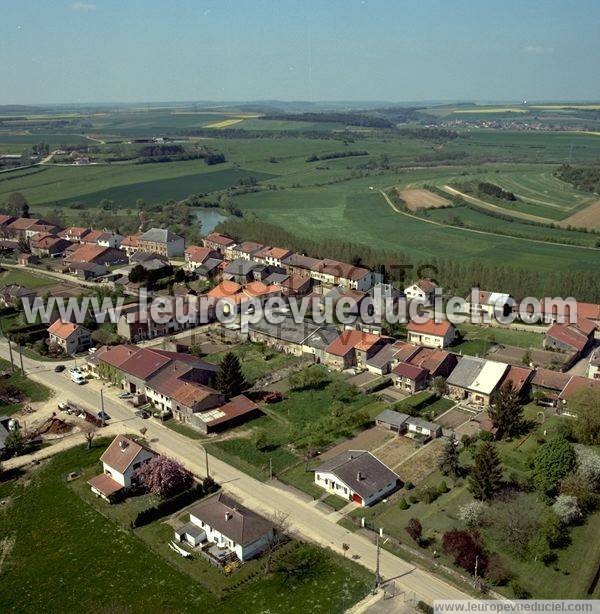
[
  {"left": 319, "top": 426, "right": 394, "bottom": 461},
  {"left": 395, "top": 438, "right": 446, "bottom": 485},
  {"left": 372, "top": 435, "right": 420, "bottom": 470}
]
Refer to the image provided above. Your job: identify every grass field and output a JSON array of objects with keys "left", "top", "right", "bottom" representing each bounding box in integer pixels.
[
  {"left": 0, "top": 357, "right": 53, "bottom": 414},
  {"left": 0, "top": 268, "right": 55, "bottom": 290},
  {"left": 349, "top": 408, "right": 600, "bottom": 599},
  {"left": 0, "top": 440, "right": 372, "bottom": 613}
]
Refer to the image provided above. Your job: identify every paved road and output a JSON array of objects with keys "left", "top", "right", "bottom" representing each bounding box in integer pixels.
[{"left": 0, "top": 339, "right": 471, "bottom": 604}]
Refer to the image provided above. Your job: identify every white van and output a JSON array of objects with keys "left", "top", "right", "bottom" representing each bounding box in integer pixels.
[{"left": 71, "top": 372, "right": 86, "bottom": 385}]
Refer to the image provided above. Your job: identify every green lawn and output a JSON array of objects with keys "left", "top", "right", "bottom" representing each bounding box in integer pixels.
[
  {"left": 0, "top": 268, "right": 55, "bottom": 290},
  {"left": 322, "top": 494, "right": 349, "bottom": 511},
  {"left": 204, "top": 342, "right": 302, "bottom": 384},
  {"left": 206, "top": 367, "right": 386, "bottom": 481},
  {"left": 453, "top": 324, "right": 545, "bottom": 357},
  {"left": 0, "top": 439, "right": 373, "bottom": 613},
  {"left": 163, "top": 417, "right": 206, "bottom": 440}
]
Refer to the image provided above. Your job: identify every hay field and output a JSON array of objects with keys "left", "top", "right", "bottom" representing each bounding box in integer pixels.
[{"left": 400, "top": 188, "right": 450, "bottom": 211}]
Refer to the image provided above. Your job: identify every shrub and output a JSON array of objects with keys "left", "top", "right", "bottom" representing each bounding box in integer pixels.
[
  {"left": 417, "top": 601, "right": 433, "bottom": 614},
  {"left": 510, "top": 581, "right": 531, "bottom": 599},
  {"left": 406, "top": 518, "right": 422, "bottom": 543},
  {"left": 421, "top": 487, "right": 439, "bottom": 504},
  {"left": 409, "top": 495, "right": 420, "bottom": 504},
  {"left": 405, "top": 481, "right": 415, "bottom": 490},
  {"left": 552, "top": 495, "right": 582, "bottom": 525},
  {"left": 442, "top": 529, "right": 487, "bottom": 574},
  {"left": 575, "top": 445, "right": 600, "bottom": 491},
  {"left": 438, "top": 480, "right": 449, "bottom": 494},
  {"left": 458, "top": 501, "right": 487, "bottom": 528},
  {"left": 485, "top": 553, "right": 512, "bottom": 586},
  {"left": 398, "top": 497, "right": 409, "bottom": 510}
]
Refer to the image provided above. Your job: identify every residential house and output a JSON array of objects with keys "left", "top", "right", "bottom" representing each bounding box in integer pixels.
[
  {"left": 310, "top": 258, "right": 374, "bottom": 292},
  {"left": 174, "top": 493, "right": 275, "bottom": 563},
  {"left": 184, "top": 245, "right": 222, "bottom": 272},
  {"left": 25, "top": 222, "right": 62, "bottom": 240},
  {"left": 88, "top": 435, "right": 156, "bottom": 502},
  {"left": 69, "top": 261, "right": 108, "bottom": 280},
  {"left": 375, "top": 409, "right": 443, "bottom": 439},
  {"left": 464, "top": 290, "right": 513, "bottom": 321},
  {"left": 366, "top": 340, "right": 420, "bottom": 375},
  {"left": 391, "top": 362, "right": 429, "bottom": 394},
  {"left": 499, "top": 364, "right": 534, "bottom": 399},
  {"left": 47, "top": 320, "right": 92, "bottom": 354},
  {"left": 280, "top": 274, "right": 312, "bottom": 297},
  {"left": 30, "top": 234, "right": 72, "bottom": 257},
  {"left": 446, "top": 356, "right": 508, "bottom": 406},
  {"left": 281, "top": 253, "right": 323, "bottom": 279},
  {"left": 0, "top": 215, "right": 16, "bottom": 236},
  {"left": 403, "top": 278, "right": 438, "bottom": 306},
  {"left": 248, "top": 316, "right": 322, "bottom": 357},
  {"left": 254, "top": 246, "right": 293, "bottom": 268},
  {"left": 138, "top": 228, "right": 185, "bottom": 258},
  {"left": 120, "top": 234, "right": 141, "bottom": 257},
  {"left": 6, "top": 217, "right": 46, "bottom": 240},
  {"left": 324, "top": 330, "right": 389, "bottom": 370},
  {"left": 407, "top": 320, "right": 457, "bottom": 349},
  {"left": 59, "top": 226, "right": 92, "bottom": 242},
  {"left": 203, "top": 232, "right": 236, "bottom": 255},
  {"left": 313, "top": 450, "right": 399, "bottom": 507},
  {"left": 82, "top": 230, "right": 124, "bottom": 248},
  {"left": 222, "top": 259, "right": 265, "bottom": 284},
  {"left": 228, "top": 241, "right": 265, "bottom": 261}
]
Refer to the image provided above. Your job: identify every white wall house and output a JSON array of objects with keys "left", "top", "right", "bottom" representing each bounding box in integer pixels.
[
  {"left": 175, "top": 493, "right": 275, "bottom": 562},
  {"left": 313, "top": 450, "right": 399, "bottom": 507},
  {"left": 403, "top": 278, "right": 438, "bottom": 305}
]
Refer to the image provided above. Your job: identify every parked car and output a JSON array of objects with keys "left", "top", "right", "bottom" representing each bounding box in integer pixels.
[
  {"left": 54, "top": 365, "right": 65, "bottom": 373},
  {"left": 68, "top": 367, "right": 81, "bottom": 375},
  {"left": 71, "top": 372, "right": 86, "bottom": 385},
  {"left": 58, "top": 401, "right": 70, "bottom": 411},
  {"left": 97, "top": 411, "right": 111, "bottom": 422},
  {"left": 134, "top": 409, "right": 150, "bottom": 419},
  {"left": 118, "top": 392, "right": 133, "bottom": 399}
]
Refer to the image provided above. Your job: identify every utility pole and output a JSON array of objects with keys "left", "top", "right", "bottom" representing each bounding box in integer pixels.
[
  {"left": 7, "top": 335, "right": 15, "bottom": 372},
  {"left": 18, "top": 343, "right": 24, "bottom": 374},
  {"left": 269, "top": 457, "right": 273, "bottom": 480},
  {"left": 100, "top": 387, "right": 105, "bottom": 427},
  {"left": 474, "top": 554, "right": 479, "bottom": 585},
  {"left": 204, "top": 447, "right": 209, "bottom": 478},
  {"left": 375, "top": 532, "right": 381, "bottom": 589}
]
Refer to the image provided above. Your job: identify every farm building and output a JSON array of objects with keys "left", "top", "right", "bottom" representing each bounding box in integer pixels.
[{"left": 375, "top": 409, "right": 443, "bottom": 439}]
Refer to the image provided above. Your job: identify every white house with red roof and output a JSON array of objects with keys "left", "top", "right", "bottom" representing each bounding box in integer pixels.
[
  {"left": 324, "top": 330, "right": 389, "bottom": 370},
  {"left": 403, "top": 278, "right": 438, "bottom": 305},
  {"left": 48, "top": 320, "right": 91, "bottom": 354},
  {"left": 88, "top": 435, "right": 156, "bottom": 502},
  {"left": 203, "top": 232, "right": 236, "bottom": 255},
  {"left": 184, "top": 245, "right": 222, "bottom": 272},
  {"left": 407, "top": 320, "right": 457, "bottom": 349}
]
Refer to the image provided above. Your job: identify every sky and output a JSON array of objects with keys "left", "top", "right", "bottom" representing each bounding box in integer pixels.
[{"left": 1, "top": 0, "right": 599, "bottom": 105}]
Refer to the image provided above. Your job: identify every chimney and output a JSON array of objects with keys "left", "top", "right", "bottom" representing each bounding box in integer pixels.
[
  {"left": 357, "top": 471, "right": 363, "bottom": 481},
  {"left": 119, "top": 440, "right": 128, "bottom": 451},
  {"left": 225, "top": 512, "right": 232, "bottom": 521}
]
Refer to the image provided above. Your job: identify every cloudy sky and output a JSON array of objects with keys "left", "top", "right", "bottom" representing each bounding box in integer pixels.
[{"left": 1, "top": 0, "right": 599, "bottom": 104}]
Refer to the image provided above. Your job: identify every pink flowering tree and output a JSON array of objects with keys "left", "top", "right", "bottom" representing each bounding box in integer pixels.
[{"left": 135, "top": 455, "right": 193, "bottom": 498}]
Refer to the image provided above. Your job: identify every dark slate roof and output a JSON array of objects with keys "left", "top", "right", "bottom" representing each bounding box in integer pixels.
[
  {"left": 376, "top": 409, "right": 410, "bottom": 429},
  {"left": 314, "top": 450, "right": 399, "bottom": 500},
  {"left": 249, "top": 316, "right": 319, "bottom": 345},
  {"left": 223, "top": 259, "right": 264, "bottom": 276},
  {"left": 188, "top": 493, "right": 273, "bottom": 546},
  {"left": 139, "top": 228, "right": 183, "bottom": 243}
]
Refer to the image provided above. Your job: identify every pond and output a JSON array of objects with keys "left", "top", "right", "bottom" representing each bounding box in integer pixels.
[{"left": 193, "top": 208, "right": 227, "bottom": 233}]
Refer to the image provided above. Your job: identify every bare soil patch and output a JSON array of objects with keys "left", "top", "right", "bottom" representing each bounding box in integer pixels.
[
  {"left": 373, "top": 435, "right": 419, "bottom": 469},
  {"left": 400, "top": 188, "right": 450, "bottom": 211},
  {"left": 437, "top": 408, "right": 472, "bottom": 429},
  {"left": 486, "top": 344, "right": 570, "bottom": 370},
  {"left": 396, "top": 438, "right": 446, "bottom": 485},
  {"left": 559, "top": 200, "right": 600, "bottom": 230},
  {"left": 320, "top": 426, "right": 394, "bottom": 461}
]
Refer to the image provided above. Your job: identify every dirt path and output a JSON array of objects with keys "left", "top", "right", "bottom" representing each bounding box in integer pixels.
[{"left": 378, "top": 189, "right": 600, "bottom": 252}]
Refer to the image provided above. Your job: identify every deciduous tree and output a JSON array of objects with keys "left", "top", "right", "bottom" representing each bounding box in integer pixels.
[
  {"left": 135, "top": 455, "right": 193, "bottom": 498},
  {"left": 533, "top": 435, "right": 576, "bottom": 495}
]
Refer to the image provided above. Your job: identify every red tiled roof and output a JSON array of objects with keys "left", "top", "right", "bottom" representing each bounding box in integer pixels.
[
  {"left": 207, "top": 280, "right": 242, "bottom": 299},
  {"left": 48, "top": 319, "right": 81, "bottom": 340},
  {"left": 501, "top": 365, "right": 534, "bottom": 394},
  {"left": 59, "top": 226, "right": 91, "bottom": 239},
  {"left": 8, "top": 217, "right": 42, "bottom": 231},
  {"left": 201, "top": 395, "right": 260, "bottom": 428},
  {"left": 392, "top": 362, "right": 428, "bottom": 381},
  {"left": 118, "top": 348, "right": 172, "bottom": 380},
  {"left": 316, "top": 259, "right": 370, "bottom": 281},
  {"left": 326, "top": 330, "right": 382, "bottom": 356},
  {"left": 546, "top": 321, "right": 592, "bottom": 353},
  {"left": 121, "top": 234, "right": 140, "bottom": 247},
  {"left": 185, "top": 245, "right": 214, "bottom": 263},
  {"left": 559, "top": 376, "right": 600, "bottom": 402},
  {"left": 65, "top": 244, "right": 111, "bottom": 264},
  {"left": 407, "top": 347, "right": 452, "bottom": 374},
  {"left": 531, "top": 368, "right": 571, "bottom": 391},
  {"left": 100, "top": 435, "right": 155, "bottom": 474},
  {"left": 243, "top": 281, "right": 280, "bottom": 298},
  {"left": 407, "top": 319, "right": 453, "bottom": 337},
  {"left": 87, "top": 473, "right": 123, "bottom": 497},
  {"left": 205, "top": 232, "right": 235, "bottom": 246},
  {"left": 93, "top": 344, "right": 138, "bottom": 368}
]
